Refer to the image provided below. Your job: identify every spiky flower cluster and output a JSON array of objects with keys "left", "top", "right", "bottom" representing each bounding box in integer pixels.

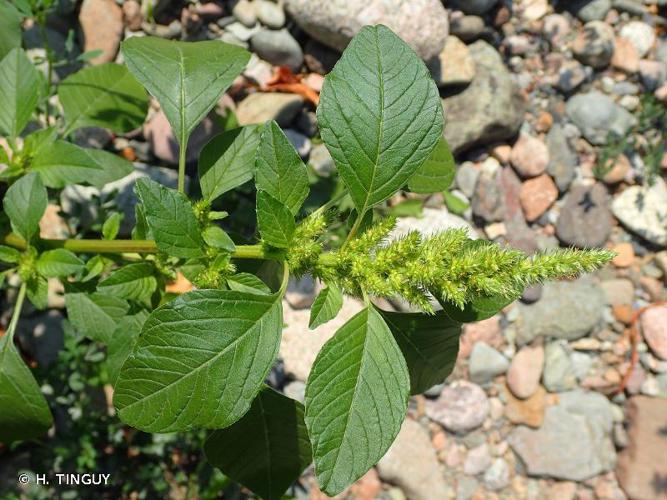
[
  {"left": 287, "top": 212, "right": 327, "bottom": 273},
  {"left": 295, "top": 217, "right": 614, "bottom": 313}
]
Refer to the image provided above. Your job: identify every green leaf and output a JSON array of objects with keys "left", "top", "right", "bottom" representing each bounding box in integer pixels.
[
  {"left": 386, "top": 198, "right": 423, "bottom": 218},
  {"left": 438, "top": 294, "right": 515, "bottom": 323},
  {"left": 0, "top": 48, "right": 42, "bottom": 138},
  {"left": 97, "top": 263, "right": 158, "bottom": 302},
  {"left": 135, "top": 177, "right": 205, "bottom": 258},
  {"left": 256, "top": 190, "right": 295, "bottom": 249},
  {"left": 3, "top": 172, "right": 47, "bottom": 242},
  {"left": 36, "top": 249, "right": 85, "bottom": 278},
  {"left": 309, "top": 285, "right": 343, "bottom": 329},
  {"left": 443, "top": 191, "right": 469, "bottom": 216},
  {"left": 379, "top": 310, "right": 462, "bottom": 394},
  {"left": 23, "top": 127, "right": 57, "bottom": 157},
  {"left": 255, "top": 121, "right": 309, "bottom": 215},
  {"left": 106, "top": 311, "right": 149, "bottom": 385},
  {"left": 317, "top": 25, "right": 443, "bottom": 214},
  {"left": 26, "top": 275, "right": 48, "bottom": 310},
  {"left": 199, "top": 125, "right": 263, "bottom": 202},
  {"left": 204, "top": 387, "right": 312, "bottom": 500},
  {"left": 0, "top": 335, "right": 53, "bottom": 443},
  {"left": 0, "top": 1, "right": 22, "bottom": 60},
  {"left": 407, "top": 137, "right": 455, "bottom": 194},
  {"left": 65, "top": 292, "right": 130, "bottom": 343},
  {"left": 0, "top": 245, "right": 21, "bottom": 264},
  {"left": 102, "top": 212, "right": 123, "bottom": 240},
  {"left": 202, "top": 225, "right": 236, "bottom": 252},
  {"left": 121, "top": 36, "right": 250, "bottom": 149},
  {"left": 58, "top": 63, "right": 149, "bottom": 134},
  {"left": 227, "top": 273, "right": 271, "bottom": 295},
  {"left": 31, "top": 141, "right": 134, "bottom": 188},
  {"left": 114, "top": 289, "right": 283, "bottom": 433},
  {"left": 305, "top": 306, "right": 409, "bottom": 495}
]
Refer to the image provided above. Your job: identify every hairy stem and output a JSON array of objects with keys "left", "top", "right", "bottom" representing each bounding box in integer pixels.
[{"left": 6, "top": 282, "right": 27, "bottom": 343}]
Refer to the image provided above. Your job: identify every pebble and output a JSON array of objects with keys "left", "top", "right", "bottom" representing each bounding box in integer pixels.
[
  {"left": 250, "top": 29, "right": 303, "bottom": 71},
  {"left": 571, "top": 0, "right": 612, "bottom": 22},
  {"left": 459, "top": 316, "right": 503, "bottom": 359},
  {"left": 638, "top": 60, "right": 667, "bottom": 92},
  {"left": 425, "top": 381, "right": 489, "bottom": 434},
  {"left": 455, "top": 163, "right": 480, "bottom": 198},
  {"left": 233, "top": 0, "right": 257, "bottom": 26},
  {"left": 122, "top": 0, "right": 142, "bottom": 31},
  {"left": 543, "top": 342, "right": 578, "bottom": 392},
  {"left": 255, "top": 0, "right": 285, "bottom": 29},
  {"left": 600, "top": 278, "right": 635, "bottom": 307},
  {"left": 601, "top": 153, "right": 631, "bottom": 184},
  {"left": 283, "top": 129, "right": 311, "bottom": 158},
  {"left": 611, "top": 242, "right": 635, "bottom": 267},
  {"left": 619, "top": 21, "right": 656, "bottom": 58},
  {"left": 504, "top": 385, "right": 546, "bottom": 428},
  {"left": 484, "top": 458, "right": 510, "bottom": 491},
  {"left": 463, "top": 443, "right": 492, "bottom": 476},
  {"left": 429, "top": 36, "right": 476, "bottom": 87},
  {"left": 519, "top": 174, "right": 559, "bottom": 222},
  {"left": 546, "top": 124, "right": 577, "bottom": 192},
  {"left": 556, "top": 184, "right": 613, "bottom": 248},
  {"left": 309, "top": 144, "right": 335, "bottom": 177},
  {"left": 566, "top": 91, "right": 637, "bottom": 146},
  {"left": 236, "top": 92, "right": 304, "bottom": 126},
  {"left": 611, "top": 36, "right": 640, "bottom": 73},
  {"left": 78, "top": 0, "right": 123, "bottom": 65},
  {"left": 573, "top": 21, "right": 615, "bottom": 69},
  {"left": 543, "top": 14, "right": 571, "bottom": 46},
  {"left": 510, "top": 133, "right": 549, "bottom": 178},
  {"left": 507, "top": 343, "right": 544, "bottom": 399},
  {"left": 469, "top": 342, "right": 509, "bottom": 385},
  {"left": 472, "top": 167, "right": 504, "bottom": 223},
  {"left": 640, "top": 306, "right": 667, "bottom": 360},
  {"left": 449, "top": 15, "right": 487, "bottom": 43},
  {"left": 611, "top": 177, "right": 667, "bottom": 247}
]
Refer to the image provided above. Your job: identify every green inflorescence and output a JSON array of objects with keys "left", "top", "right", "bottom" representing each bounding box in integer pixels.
[{"left": 290, "top": 216, "right": 615, "bottom": 313}]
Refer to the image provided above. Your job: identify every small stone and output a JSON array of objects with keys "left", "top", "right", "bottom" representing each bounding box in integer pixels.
[
  {"left": 39, "top": 204, "right": 70, "bottom": 239},
  {"left": 611, "top": 177, "right": 667, "bottom": 247},
  {"left": 566, "top": 91, "right": 637, "bottom": 146},
  {"left": 425, "top": 381, "right": 489, "bottom": 434},
  {"left": 349, "top": 468, "right": 382, "bottom": 500},
  {"left": 547, "top": 482, "right": 578, "bottom": 500},
  {"left": 236, "top": 92, "right": 304, "bottom": 126},
  {"left": 639, "top": 60, "right": 667, "bottom": 92},
  {"left": 469, "top": 342, "right": 509, "bottom": 384},
  {"left": 450, "top": 15, "right": 487, "bottom": 43},
  {"left": 455, "top": 163, "right": 480, "bottom": 198},
  {"left": 507, "top": 344, "right": 544, "bottom": 399},
  {"left": 283, "top": 380, "right": 305, "bottom": 403},
  {"left": 504, "top": 385, "right": 546, "bottom": 428},
  {"left": 521, "top": 285, "right": 543, "bottom": 304},
  {"left": 640, "top": 306, "right": 667, "bottom": 360},
  {"left": 303, "top": 39, "right": 339, "bottom": 75},
  {"left": 555, "top": 60, "right": 590, "bottom": 94},
  {"left": 556, "top": 184, "right": 612, "bottom": 248},
  {"left": 284, "top": 129, "right": 311, "bottom": 158},
  {"left": 611, "top": 37, "right": 639, "bottom": 73},
  {"left": 601, "top": 153, "right": 631, "bottom": 184},
  {"left": 285, "top": 275, "right": 316, "bottom": 309},
  {"left": 377, "top": 419, "right": 450, "bottom": 500},
  {"left": 611, "top": 242, "right": 634, "bottom": 268},
  {"left": 519, "top": 174, "right": 559, "bottom": 222},
  {"left": 309, "top": 144, "right": 335, "bottom": 177},
  {"left": 250, "top": 29, "right": 303, "bottom": 71},
  {"left": 570, "top": 0, "right": 612, "bottom": 22},
  {"left": 600, "top": 279, "right": 635, "bottom": 307},
  {"left": 543, "top": 342, "right": 578, "bottom": 392},
  {"left": 543, "top": 14, "right": 571, "bottom": 46},
  {"left": 122, "top": 0, "right": 143, "bottom": 31},
  {"left": 546, "top": 124, "right": 577, "bottom": 192},
  {"left": 448, "top": 0, "right": 498, "bottom": 15},
  {"left": 619, "top": 21, "right": 655, "bottom": 58},
  {"left": 472, "top": 167, "right": 505, "bottom": 223},
  {"left": 459, "top": 316, "right": 503, "bottom": 359},
  {"left": 79, "top": 0, "right": 123, "bottom": 65},
  {"left": 510, "top": 134, "right": 549, "bottom": 178},
  {"left": 430, "top": 36, "right": 476, "bottom": 87},
  {"left": 464, "top": 443, "right": 492, "bottom": 476},
  {"left": 232, "top": 0, "right": 257, "bottom": 27},
  {"left": 572, "top": 21, "right": 615, "bottom": 69},
  {"left": 255, "top": 0, "right": 285, "bottom": 29},
  {"left": 484, "top": 458, "right": 510, "bottom": 491}
]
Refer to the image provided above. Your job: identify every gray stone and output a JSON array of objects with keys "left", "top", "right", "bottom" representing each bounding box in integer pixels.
[
  {"left": 483, "top": 458, "right": 510, "bottom": 491},
  {"left": 543, "top": 342, "right": 577, "bottom": 392},
  {"left": 600, "top": 278, "right": 635, "bottom": 306},
  {"left": 515, "top": 279, "right": 605, "bottom": 344},
  {"left": 612, "top": 0, "right": 647, "bottom": 16},
  {"left": 555, "top": 60, "right": 590, "bottom": 93},
  {"left": 469, "top": 342, "right": 509, "bottom": 385},
  {"left": 639, "top": 60, "right": 667, "bottom": 92},
  {"left": 566, "top": 91, "right": 637, "bottom": 146},
  {"left": 250, "top": 29, "right": 303, "bottom": 71},
  {"left": 392, "top": 207, "right": 478, "bottom": 240},
  {"left": 429, "top": 35, "right": 476, "bottom": 87},
  {"left": 619, "top": 21, "right": 655, "bottom": 58},
  {"left": 225, "top": 21, "right": 261, "bottom": 42},
  {"left": 442, "top": 41, "right": 525, "bottom": 154},
  {"left": 456, "top": 476, "right": 480, "bottom": 500},
  {"left": 284, "top": 129, "right": 311, "bottom": 158},
  {"left": 283, "top": 380, "right": 305, "bottom": 403},
  {"left": 611, "top": 177, "right": 667, "bottom": 247},
  {"left": 232, "top": 0, "right": 257, "bottom": 27},
  {"left": 285, "top": 275, "right": 316, "bottom": 310},
  {"left": 455, "top": 163, "right": 480, "bottom": 198},
  {"left": 472, "top": 166, "right": 505, "bottom": 222},
  {"left": 377, "top": 419, "right": 450, "bottom": 500},
  {"left": 569, "top": 0, "right": 612, "bottom": 21},
  {"left": 446, "top": 0, "right": 498, "bottom": 15},
  {"left": 236, "top": 92, "right": 304, "bottom": 126},
  {"left": 571, "top": 351, "right": 594, "bottom": 380},
  {"left": 463, "top": 443, "right": 492, "bottom": 475},
  {"left": 508, "top": 391, "right": 615, "bottom": 481},
  {"left": 425, "top": 381, "right": 489, "bottom": 433},
  {"left": 556, "top": 184, "right": 613, "bottom": 248},
  {"left": 309, "top": 144, "right": 335, "bottom": 177},
  {"left": 284, "top": 0, "right": 449, "bottom": 61},
  {"left": 255, "top": 0, "right": 285, "bottom": 29},
  {"left": 449, "top": 15, "right": 488, "bottom": 43},
  {"left": 16, "top": 310, "right": 64, "bottom": 367},
  {"left": 572, "top": 21, "right": 615, "bottom": 69}
]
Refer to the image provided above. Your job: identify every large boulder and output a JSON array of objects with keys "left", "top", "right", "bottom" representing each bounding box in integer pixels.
[
  {"left": 284, "top": 0, "right": 449, "bottom": 61},
  {"left": 442, "top": 41, "right": 525, "bottom": 154}
]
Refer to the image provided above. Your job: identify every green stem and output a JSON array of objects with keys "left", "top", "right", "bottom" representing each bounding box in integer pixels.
[
  {"left": 6, "top": 282, "right": 27, "bottom": 343},
  {"left": 3, "top": 233, "right": 274, "bottom": 260},
  {"left": 344, "top": 209, "right": 366, "bottom": 246},
  {"left": 178, "top": 139, "right": 187, "bottom": 193}
]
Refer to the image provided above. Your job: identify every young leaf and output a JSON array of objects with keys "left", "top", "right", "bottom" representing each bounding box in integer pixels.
[
  {"left": 135, "top": 177, "right": 205, "bottom": 258},
  {"left": 309, "top": 285, "right": 343, "bottom": 329},
  {"left": 438, "top": 294, "right": 515, "bottom": 323},
  {"left": 227, "top": 273, "right": 271, "bottom": 295},
  {"left": 0, "top": 335, "right": 53, "bottom": 443},
  {"left": 97, "top": 262, "right": 158, "bottom": 302},
  {"left": 317, "top": 25, "right": 443, "bottom": 214},
  {"left": 204, "top": 387, "right": 312, "bottom": 500},
  {"left": 443, "top": 190, "right": 469, "bottom": 216},
  {"left": 36, "top": 249, "right": 85, "bottom": 278},
  {"left": 114, "top": 289, "right": 283, "bottom": 433},
  {"left": 106, "top": 311, "right": 149, "bottom": 385},
  {"left": 256, "top": 190, "right": 295, "bottom": 249},
  {"left": 386, "top": 198, "right": 423, "bottom": 218},
  {"left": 408, "top": 137, "right": 455, "bottom": 194},
  {"left": 0, "top": 245, "right": 21, "bottom": 264},
  {"left": 121, "top": 36, "right": 250, "bottom": 149},
  {"left": 102, "top": 212, "right": 123, "bottom": 240},
  {"left": 26, "top": 276, "right": 48, "bottom": 310},
  {"left": 255, "top": 121, "right": 309, "bottom": 215},
  {"left": 0, "top": 48, "right": 42, "bottom": 138},
  {"left": 202, "top": 225, "right": 236, "bottom": 252},
  {"left": 3, "top": 172, "right": 47, "bottom": 242},
  {"left": 379, "top": 309, "right": 462, "bottom": 394},
  {"left": 31, "top": 141, "right": 134, "bottom": 188},
  {"left": 58, "top": 63, "right": 149, "bottom": 134},
  {"left": 65, "top": 292, "right": 130, "bottom": 343},
  {"left": 305, "top": 306, "right": 410, "bottom": 495},
  {"left": 0, "top": 1, "right": 22, "bottom": 60},
  {"left": 199, "top": 125, "right": 263, "bottom": 203}
]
